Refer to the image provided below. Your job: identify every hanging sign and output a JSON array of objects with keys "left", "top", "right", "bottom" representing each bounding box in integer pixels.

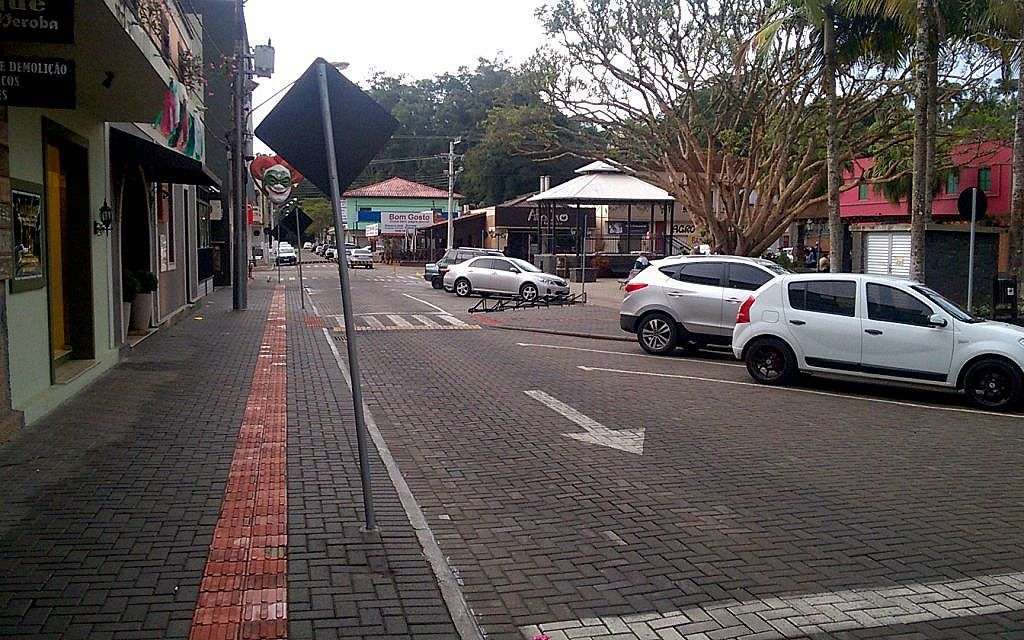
[
  {"left": 0, "top": 0, "right": 74, "bottom": 44},
  {"left": 0, "top": 56, "right": 74, "bottom": 108},
  {"left": 249, "top": 154, "right": 304, "bottom": 206}
]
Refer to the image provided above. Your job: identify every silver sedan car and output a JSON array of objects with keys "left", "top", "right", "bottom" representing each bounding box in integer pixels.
[{"left": 444, "top": 256, "right": 569, "bottom": 301}]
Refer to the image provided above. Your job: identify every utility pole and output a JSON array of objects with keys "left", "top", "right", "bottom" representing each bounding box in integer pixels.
[
  {"left": 231, "top": 0, "right": 248, "bottom": 310},
  {"left": 446, "top": 137, "right": 460, "bottom": 250}
]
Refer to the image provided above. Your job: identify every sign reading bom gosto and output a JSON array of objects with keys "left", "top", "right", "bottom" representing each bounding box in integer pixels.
[
  {"left": 1, "top": 0, "right": 74, "bottom": 43},
  {"left": 380, "top": 211, "right": 432, "bottom": 235}
]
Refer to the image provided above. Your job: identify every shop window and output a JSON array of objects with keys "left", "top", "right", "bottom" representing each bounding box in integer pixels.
[
  {"left": 858, "top": 181, "right": 868, "bottom": 200},
  {"left": 945, "top": 170, "right": 959, "bottom": 195},
  {"left": 979, "top": 167, "right": 992, "bottom": 192}
]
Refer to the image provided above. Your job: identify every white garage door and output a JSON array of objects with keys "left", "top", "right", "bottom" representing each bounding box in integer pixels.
[{"left": 865, "top": 232, "right": 911, "bottom": 278}]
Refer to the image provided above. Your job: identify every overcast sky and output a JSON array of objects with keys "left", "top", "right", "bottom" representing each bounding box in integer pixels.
[{"left": 246, "top": 0, "right": 548, "bottom": 150}]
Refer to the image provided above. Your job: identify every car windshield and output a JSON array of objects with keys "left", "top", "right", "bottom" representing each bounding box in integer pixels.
[
  {"left": 911, "top": 285, "right": 979, "bottom": 323},
  {"left": 509, "top": 258, "right": 541, "bottom": 273}
]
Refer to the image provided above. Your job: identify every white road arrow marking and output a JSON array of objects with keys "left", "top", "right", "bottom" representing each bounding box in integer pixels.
[{"left": 524, "top": 390, "right": 645, "bottom": 455}]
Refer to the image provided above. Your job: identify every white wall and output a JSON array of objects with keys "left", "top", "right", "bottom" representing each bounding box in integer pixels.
[{"left": 7, "top": 107, "right": 119, "bottom": 422}]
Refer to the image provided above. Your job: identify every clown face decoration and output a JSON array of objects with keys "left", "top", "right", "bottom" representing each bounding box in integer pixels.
[{"left": 250, "top": 155, "right": 304, "bottom": 206}]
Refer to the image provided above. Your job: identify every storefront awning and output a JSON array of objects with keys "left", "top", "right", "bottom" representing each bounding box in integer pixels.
[{"left": 110, "top": 124, "right": 221, "bottom": 188}]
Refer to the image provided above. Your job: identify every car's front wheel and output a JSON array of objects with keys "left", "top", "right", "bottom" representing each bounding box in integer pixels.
[
  {"left": 454, "top": 278, "right": 472, "bottom": 297},
  {"left": 637, "top": 313, "right": 677, "bottom": 355},
  {"left": 431, "top": 277, "right": 443, "bottom": 290},
  {"left": 520, "top": 282, "right": 539, "bottom": 302},
  {"left": 745, "top": 338, "right": 798, "bottom": 385},
  {"left": 963, "top": 358, "right": 1022, "bottom": 411}
]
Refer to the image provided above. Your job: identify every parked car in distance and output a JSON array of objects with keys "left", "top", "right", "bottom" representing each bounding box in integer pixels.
[
  {"left": 324, "top": 245, "right": 337, "bottom": 260},
  {"left": 348, "top": 248, "right": 374, "bottom": 269},
  {"left": 424, "top": 247, "right": 503, "bottom": 289},
  {"left": 620, "top": 255, "right": 789, "bottom": 355},
  {"left": 733, "top": 272, "right": 1024, "bottom": 410},
  {"left": 444, "top": 256, "right": 569, "bottom": 301},
  {"left": 302, "top": 242, "right": 313, "bottom": 251},
  {"left": 275, "top": 242, "right": 297, "bottom": 266}
]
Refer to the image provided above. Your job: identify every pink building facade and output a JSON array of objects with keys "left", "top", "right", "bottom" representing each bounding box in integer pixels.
[
  {"left": 838, "top": 141, "right": 1011, "bottom": 307},
  {"left": 841, "top": 141, "right": 1012, "bottom": 223}
]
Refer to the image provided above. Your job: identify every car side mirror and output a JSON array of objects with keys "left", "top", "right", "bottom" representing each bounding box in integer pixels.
[
  {"left": 510, "top": 267, "right": 521, "bottom": 274},
  {"left": 928, "top": 314, "right": 948, "bottom": 328}
]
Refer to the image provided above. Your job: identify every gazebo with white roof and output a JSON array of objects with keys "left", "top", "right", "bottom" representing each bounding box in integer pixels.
[{"left": 527, "top": 161, "right": 677, "bottom": 269}]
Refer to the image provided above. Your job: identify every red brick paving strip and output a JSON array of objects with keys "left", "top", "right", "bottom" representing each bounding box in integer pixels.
[{"left": 191, "top": 287, "right": 289, "bottom": 640}]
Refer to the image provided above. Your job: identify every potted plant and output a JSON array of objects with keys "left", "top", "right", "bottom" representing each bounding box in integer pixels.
[
  {"left": 129, "top": 271, "right": 158, "bottom": 332},
  {"left": 121, "top": 271, "right": 140, "bottom": 340}
]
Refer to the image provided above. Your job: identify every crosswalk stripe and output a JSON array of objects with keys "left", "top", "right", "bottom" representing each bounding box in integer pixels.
[
  {"left": 437, "top": 315, "right": 468, "bottom": 327},
  {"left": 412, "top": 314, "right": 441, "bottom": 328},
  {"left": 387, "top": 314, "right": 414, "bottom": 328},
  {"left": 362, "top": 316, "right": 385, "bottom": 330}
]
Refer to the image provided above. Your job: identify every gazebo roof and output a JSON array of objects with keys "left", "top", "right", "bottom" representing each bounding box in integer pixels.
[{"left": 528, "top": 161, "right": 674, "bottom": 203}]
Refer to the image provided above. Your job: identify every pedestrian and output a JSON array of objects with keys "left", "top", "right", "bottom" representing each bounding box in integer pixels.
[
  {"left": 818, "top": 253, "right": 830, "bottom": 272},
  {"left": 634, "top": 252, "right": 651, "bottom": 271}
]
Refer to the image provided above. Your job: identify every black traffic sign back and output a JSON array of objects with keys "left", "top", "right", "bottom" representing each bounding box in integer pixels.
[{"left": 958, "top": 187, "right": 988, "bottom": 221}]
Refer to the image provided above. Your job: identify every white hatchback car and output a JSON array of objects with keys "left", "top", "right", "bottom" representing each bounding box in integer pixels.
[{"left": 733, "top": 273, "right": 1024, "bottom": 410}]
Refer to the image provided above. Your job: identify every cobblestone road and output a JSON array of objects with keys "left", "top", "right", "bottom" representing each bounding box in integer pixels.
[
  {"left": 304, "top": 264, "right": 1024, "bottom": 640},
  {"left": 3, "top": 262, "right": 1024, "bottom": 640}
]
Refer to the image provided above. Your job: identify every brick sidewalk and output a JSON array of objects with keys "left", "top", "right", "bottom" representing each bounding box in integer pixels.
[{"left": 0, "top": 280, "right": 457, "bottom": 640}]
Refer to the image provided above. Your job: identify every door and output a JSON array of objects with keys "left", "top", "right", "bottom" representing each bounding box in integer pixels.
[
  {"left": 723, "top": 263, "right": 776, "bottom": 326},
  {"left": 784, "top": 279, "right": 862, "bottom": 368},
  {"left": 865, "top": 232, "right": 911, "bottom": 278},
  {"left": 43, "top": 130, "right": 93, "bottom": 370},
  {"left": 661, "top": 261, "right": 726, "bottom": 335},
  {"left": 861, "top": 282, "right": 954, "bottom": 381},
  {"left": 488, "top": 258, "right": 519, "bottom": 295},
  {"left": 464, "top": 258, "right": 496, "bottom": 291},
  {"left": 45, "top": 144, "right": 68, "bottom": 361}
]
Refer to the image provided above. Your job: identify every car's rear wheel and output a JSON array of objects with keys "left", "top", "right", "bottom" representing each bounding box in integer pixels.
[
  {"left": 964, "top": 358, "right": 1022, "bottom": 411},
  {"left": 520, "top": 282, "right": 539, "bottom": 302},
  {"left": 637, "top": 313, "right": 677, "bottom": 355},
  {"left": 454, "top": 278, "right": 472, "bottom": 297},
  {"left": 745, "top": 338, "right": 798, "bottom": 385}
]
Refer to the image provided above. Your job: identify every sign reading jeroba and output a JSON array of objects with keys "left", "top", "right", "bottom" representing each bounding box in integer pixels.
[
  {"left": 0, "top": 0, "right": 74, "bottom": 43},
  {"left": 0, "top": 56, "right": 75, "bottom": 108}
]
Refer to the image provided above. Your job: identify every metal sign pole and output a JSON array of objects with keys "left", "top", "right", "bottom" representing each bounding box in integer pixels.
[
  {"left": 294, "top": 203, "right": 306, "bottom": 309},
  {"left": 317, "top": 60, "right": 376, "bottom": 531},
  {"left": 967, "top": 187, "right": 978, "bottom": 311},
  {"left": 275, "top": 207, "right": 282, "bottom": 284}
]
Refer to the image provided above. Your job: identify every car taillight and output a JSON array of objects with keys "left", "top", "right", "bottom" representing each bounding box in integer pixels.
[
  {"left": 736, "top": 296, "right": 755, "bottom": 324},
  {"left": 624, "top": 282, "right": 648, "bottom": 294}
]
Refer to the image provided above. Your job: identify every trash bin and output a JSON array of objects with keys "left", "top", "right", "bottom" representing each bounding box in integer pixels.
[{"left": 993, "top": 273, "right": 1018, "bottom": 321}]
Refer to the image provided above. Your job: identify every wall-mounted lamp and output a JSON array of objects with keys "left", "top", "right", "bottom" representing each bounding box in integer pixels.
[{"left": 94, "top": 199, "right": 113, "bottom": 235}]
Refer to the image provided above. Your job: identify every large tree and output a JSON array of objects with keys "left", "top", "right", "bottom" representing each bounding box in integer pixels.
[
  {"left": 535, "top": 0, "right": 911, "bottom": 255},
  {"left": 356, "top": 59, "right": 580, "bottom": 206}
]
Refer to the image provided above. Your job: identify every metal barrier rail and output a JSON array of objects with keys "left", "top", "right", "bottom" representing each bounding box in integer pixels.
[{"left": 468, "top": 293, "right": 587, "bottom": 313}]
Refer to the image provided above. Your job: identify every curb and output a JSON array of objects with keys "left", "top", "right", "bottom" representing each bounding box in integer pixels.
[{"left": 484, "top": 323, "right": 633, "bottom": 343}]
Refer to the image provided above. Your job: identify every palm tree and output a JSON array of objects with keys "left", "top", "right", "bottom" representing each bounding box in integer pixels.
[
  {"left": 983, "top": 2, "right": 1024, "bottom": 285},
  {"left": 756, "top": 1, "right": 861, "bottom": 273}
]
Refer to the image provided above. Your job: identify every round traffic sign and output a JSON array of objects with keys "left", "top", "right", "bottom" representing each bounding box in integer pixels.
[{"left": 958, "top": 187, "right": 988, "bottom": 221}]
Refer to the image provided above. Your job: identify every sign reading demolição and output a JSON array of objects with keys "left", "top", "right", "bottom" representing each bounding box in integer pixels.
[
  {"left": 380, "top": 211, "right": 432, "bottom": 235},
  {"left": 0, "top": 56, "right": 74, "bottom": 108},
  {"left": 1, "top": 0, "right": 74, "bottom": 43}
]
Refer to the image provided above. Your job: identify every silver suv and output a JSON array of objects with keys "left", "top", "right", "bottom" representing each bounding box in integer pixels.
[{"left": 620, "top": 255, "right": 789, "bottom": 355}]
